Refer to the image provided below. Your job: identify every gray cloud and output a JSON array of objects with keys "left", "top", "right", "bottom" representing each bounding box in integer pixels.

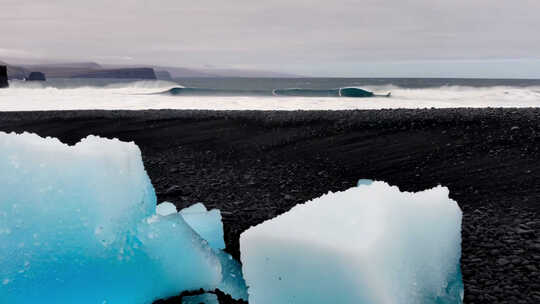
[{"left": 1, "top": 0, "right": 540, "bottom": 77}]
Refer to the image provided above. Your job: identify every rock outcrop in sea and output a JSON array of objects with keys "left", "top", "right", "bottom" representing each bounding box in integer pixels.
[
  {"left": 0, "top": 61, "right": 27, "bottom": 80},
  {"left": 26, "top": 71, "right": 47, "bottom": 81},
  {"left": 0, "top": 65, "right": 8, "bottom": 88}
]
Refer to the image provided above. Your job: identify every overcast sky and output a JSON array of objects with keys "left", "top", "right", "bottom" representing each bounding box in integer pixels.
[{"left": 2, "top": 0, "right": 540, "bottom": 77}]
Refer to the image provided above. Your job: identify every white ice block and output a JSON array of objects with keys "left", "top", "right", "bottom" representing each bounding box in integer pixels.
[{"left": 240, "top": 181, "right": 463, "bottom": 304}]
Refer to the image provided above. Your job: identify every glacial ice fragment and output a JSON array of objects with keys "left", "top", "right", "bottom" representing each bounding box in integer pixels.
[
  {"left": 0, "top": 132, "right": 247, "bottom": 304},
  {"left": 176, "top": 202, "right": 248, "bottom": 300},
  {"left": 216, "top": 250, "right": 249, "bottom": 301},
  {"left": 357, "top": 178, "right": 373, "bottom": 186},
  {"left": 156, "top": 201, "right": 178, "bottom": 216},
  {"left": 240, "top": 181, "right": 463, "bottom": 304},
  {"left": 180, "top": 203, "right": 226, "bottom": 250}
]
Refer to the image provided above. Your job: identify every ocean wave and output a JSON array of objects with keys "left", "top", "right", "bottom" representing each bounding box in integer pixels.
[
  {"left": 8, "top": 79, "right": 179, "bottom": 91},
  {"left": 164, "top": 87, "right": 271, "bottom": 96},
  {"left": 2, "top": 81, "right": 540, "bottom": 111},
  {"left": 103, "top": 80, "right": 180, "bottom": 90},
  {"left": 162, "top": 87, "right": 385, "bottom": 98}
]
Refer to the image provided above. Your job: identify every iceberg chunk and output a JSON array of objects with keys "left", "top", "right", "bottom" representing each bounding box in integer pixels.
[
  {"left": 356, "top": 178, "right": 373, "bottom": 186},
  {"left": 0, "top": 132, "right": 224, "bottom": 304},
  {"left": 154, "top": 201, "right": 248, "bottom": 300},
  {"left": 215, "top": 250, "right": 249, "bottom": 301},
  {"left": 240, "top": 181, "right": 463, "bottom": 304},
  {"left": 156, "top": 201, "right": 178, "bottom": 216},
  {"left": 178, "top": 202, "right": 247, "bottom": 300},
  {"left": 180, "top": 203, "right": 226, "bottom": 250}
]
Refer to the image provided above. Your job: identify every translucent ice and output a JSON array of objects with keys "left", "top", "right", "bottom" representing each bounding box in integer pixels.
[
  {"left": 156, "top": 202, "right": 225, "bottom": 250},
  {"left": 180, "top": 203, "right": 226, "bottom": 250},
  {"left": 216, "top": 250, "right": 249, "bottom": 301},
  {"left": 240, "top": 181, "right": 463, "bottom": 304},
  {"left": 0, "top": 132, "right": 245, "bottom": 303},
  {"left": 156, "top": 201, "right": 178, "bottom": 216},
  {"left": 357, "top": 178, "right": 373, "bottom": 186},
  {"left": 173, "top": 202, "right": 247, "bottom": 300}
]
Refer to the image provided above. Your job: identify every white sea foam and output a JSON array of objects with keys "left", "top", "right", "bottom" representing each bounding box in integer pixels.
[{"left": 1, "top": 81, "right": 540, "bottom": 111}]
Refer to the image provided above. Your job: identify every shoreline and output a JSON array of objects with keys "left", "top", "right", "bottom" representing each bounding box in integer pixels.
[{"left": 1, "top": 108, "right": 539, "bottom": 303}]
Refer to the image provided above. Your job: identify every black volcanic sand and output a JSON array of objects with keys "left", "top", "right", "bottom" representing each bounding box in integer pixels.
[{"left": 1, "top": 109, "right": 539, "bottom": 304}]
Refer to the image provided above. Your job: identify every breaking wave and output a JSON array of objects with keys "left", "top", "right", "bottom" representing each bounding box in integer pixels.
[
  {"left": 2, "top": 79, "right": 540, "bottom": 111},
  {"left": 162, "top": 87, "right": 385, "bottom": 98},
  {"left": 8, "top": 79, "right": 179, "bottom": 91}
]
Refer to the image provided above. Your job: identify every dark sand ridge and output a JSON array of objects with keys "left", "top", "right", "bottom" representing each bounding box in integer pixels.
[{"left": 1, "top": 109, "right": 539, "bottom": 303}]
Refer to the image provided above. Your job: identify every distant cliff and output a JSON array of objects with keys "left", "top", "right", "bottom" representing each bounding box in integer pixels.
[
  {"left": 1, "top": 59, "right": 300, "bottom": 80},
  {"left": 153, "top": 65, "right": 302, "bottom": 78},
  {"left": 155, "top": 70, "right": 172, "bottom": 80},
  {"left": 71, "top": 68, "right": 157, "bottom": 80},
  {"left": 0, "top": 65, "right": 8, "bottom": 88},
  {"left": 10, "top": 62, "right": 157, "bottom": 80},
  {"left": 21, "top": 62, "right": 101, "bottom": 78}
]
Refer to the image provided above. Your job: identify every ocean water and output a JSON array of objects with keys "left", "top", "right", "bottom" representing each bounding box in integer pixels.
[{"left": 1, "top": 78, "right": 540, "bottom": 111}]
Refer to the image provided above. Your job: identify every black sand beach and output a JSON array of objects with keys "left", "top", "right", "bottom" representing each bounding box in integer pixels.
[{"left": 1, "top": 109, "right": 539, "bottom": 303}]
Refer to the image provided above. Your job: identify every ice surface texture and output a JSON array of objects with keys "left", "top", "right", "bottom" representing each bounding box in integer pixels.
[
  {"left": 0, "top": 132, "right": 244, "bottom": 303},
  {"left": 240, "top": 181, "right": 463, "bottom": 304}
]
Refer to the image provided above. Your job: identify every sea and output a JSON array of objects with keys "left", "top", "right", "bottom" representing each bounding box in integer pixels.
[{"left": 1, "top": 77, "right": 540, "bottom": 111}]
